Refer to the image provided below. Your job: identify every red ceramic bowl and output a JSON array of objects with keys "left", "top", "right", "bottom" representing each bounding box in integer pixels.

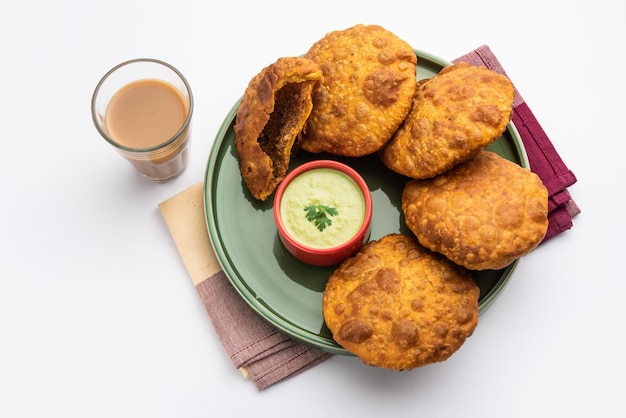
[{"left": 274, "top": 160, "right": 373, "bottom": 266}]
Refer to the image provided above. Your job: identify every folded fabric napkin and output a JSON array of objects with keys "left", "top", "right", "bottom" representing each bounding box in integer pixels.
[
  {"left": 159, "top": 182, "right": 332, "bottom": 391},
  {"left": 158, "top": 45, "right": 579, "bottom": 391},
  {"left": 453, "top": 45, "right": 580, "bottom": 240}
]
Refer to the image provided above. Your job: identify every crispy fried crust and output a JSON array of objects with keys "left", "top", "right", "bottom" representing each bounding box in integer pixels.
[
  {"left": 380, "top": 62, "right": 514, "bottom": 179},
  {"left": 234, "top": 57, "right": 322, "bottom": 201},
  {"left": 402, "top": 151, "right": 549, "bottom": 270},
  {"left": 299, "top": 24, "right": 417, "bottom": 157},
  {"left": 323, "top": 233, "right": 479, "bottom": 370}
]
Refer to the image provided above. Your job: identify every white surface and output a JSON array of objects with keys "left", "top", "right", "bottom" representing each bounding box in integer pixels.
[{"left": 1, "top": 1, "right": 623, "bottom": 417}]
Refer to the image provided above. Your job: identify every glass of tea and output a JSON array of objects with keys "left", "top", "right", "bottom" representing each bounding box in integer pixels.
[{"left": 91, "top": 58, "right": 193, "bottom": 182}]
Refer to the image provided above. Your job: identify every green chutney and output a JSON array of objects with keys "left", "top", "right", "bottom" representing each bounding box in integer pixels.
[{"left": 280, "top": 168, "right": 366, "bottom": 249}]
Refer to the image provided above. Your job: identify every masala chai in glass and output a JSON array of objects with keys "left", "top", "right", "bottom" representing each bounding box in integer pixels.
[{"left": 91, "top": 58, "right": 193, "bottom": 182}]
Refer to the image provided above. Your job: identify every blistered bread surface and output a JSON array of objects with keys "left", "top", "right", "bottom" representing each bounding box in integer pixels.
[
  {"left": 402, "top": 151, "right": 549, "bottom": 270},
  {"left": 380, "top": 62, "right": 514, "bottom": 179},
  {"left": 234, "top": 57, "right": 322, "bottom": 201},
  {"left": 300, "top": 24, "right": 417, "bottom": 157},
  {"left": 323, "top": 233, "right": 479, "bottom": 370}
]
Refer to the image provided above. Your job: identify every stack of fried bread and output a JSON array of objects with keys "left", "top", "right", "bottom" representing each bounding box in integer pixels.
[{"left": 233, "top": 24, "right": 549, "bottom": 370}]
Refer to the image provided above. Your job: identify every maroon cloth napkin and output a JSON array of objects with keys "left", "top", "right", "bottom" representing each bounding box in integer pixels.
[{"left": 453, "top": 45, "right": 580, "bottom": 241}]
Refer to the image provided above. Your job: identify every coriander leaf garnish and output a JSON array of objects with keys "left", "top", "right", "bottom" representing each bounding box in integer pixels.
[{"left": 304, "top": 204, "right": 339, "bottom": 232}]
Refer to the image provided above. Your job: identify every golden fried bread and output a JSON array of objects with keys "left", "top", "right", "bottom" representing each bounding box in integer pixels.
[
  {"left": 234, "top": 57, "right": 322, "bottom": 201},
  {"left": 380, "top": 62, "right": 514, "bottom": 179},
  {"left": 323, "top": 233, "right": 479, "bottom": 370},
  {"left": 402, "top": 151, "right": 549, "bottom": 270},
  {"left": 299, "top": 24, "right": 417, "bottom": 157}
]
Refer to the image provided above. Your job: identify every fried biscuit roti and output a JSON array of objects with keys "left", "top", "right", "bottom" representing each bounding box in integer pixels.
[
  {"left": 323, "top": 233, "right": 479, "bottom": 370},
  {"left": 402, "top": 151, "right": 549, "bottom": 270},
  {"left": 234, "top": 57, "right": 322, "bottom": 201},
  {"left": 299, "top": 24, "right": 417, "bottom": 157},
  {"left": 380, "top": 62, "right": 515, "bottom": 179}
]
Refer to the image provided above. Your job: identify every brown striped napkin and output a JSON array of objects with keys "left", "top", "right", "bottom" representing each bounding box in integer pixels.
[
  {"left": 158, "top": 45, "right": 579, "bottom": 391},
  {"left": 159, "top": 183, "right": 331, "bottom": 391}
]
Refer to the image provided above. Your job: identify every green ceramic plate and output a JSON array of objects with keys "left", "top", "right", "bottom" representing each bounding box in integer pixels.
[{"left": 204, "top": 50, "right": 528, "bottom": 355}]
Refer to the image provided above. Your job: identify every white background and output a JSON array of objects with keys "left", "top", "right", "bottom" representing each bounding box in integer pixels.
[{"left": 1, "top": 1, "right": 624, "bottom": 417}]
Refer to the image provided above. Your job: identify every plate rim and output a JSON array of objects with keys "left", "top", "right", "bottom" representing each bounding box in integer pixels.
[{"left": 203, "top": 49, "right": 528, "bottom": 355}]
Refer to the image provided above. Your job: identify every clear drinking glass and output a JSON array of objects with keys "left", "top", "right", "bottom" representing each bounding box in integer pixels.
[{"left": 91, "top": 58, "right": 193, "bottom": 182}]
